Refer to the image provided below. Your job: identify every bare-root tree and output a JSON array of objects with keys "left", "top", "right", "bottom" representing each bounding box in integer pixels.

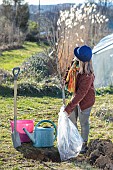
[{"left": 39, "top": 2, "right": 110, "bottom": 103}]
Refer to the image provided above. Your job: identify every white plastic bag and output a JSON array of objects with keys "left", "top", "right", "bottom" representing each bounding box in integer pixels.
[{"left": 57, "top": 105, "right": 83, "bottom": 161}]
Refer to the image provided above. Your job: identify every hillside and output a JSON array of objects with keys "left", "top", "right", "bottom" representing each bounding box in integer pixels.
[{"left": 29, "top": 3, "right": 74, "bottom": 14}]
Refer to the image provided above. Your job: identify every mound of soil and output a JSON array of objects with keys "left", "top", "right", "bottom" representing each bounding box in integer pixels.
[
  {"left": 18, "top": 139, "right": 113, "bottom": 169},
  {"left": 86, "top": 139, "right": 113, "bottom": 170},
  {"left": 17, "top": 142, "right": 61, "bottom": 162}
]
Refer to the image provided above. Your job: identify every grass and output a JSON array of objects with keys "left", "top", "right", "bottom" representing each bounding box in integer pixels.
[
  {"left": 0, "top": 42, "right": 43, "bottom": 71},
  {"left": 0, "top": 94, "right": 113, "bottom": 170}
]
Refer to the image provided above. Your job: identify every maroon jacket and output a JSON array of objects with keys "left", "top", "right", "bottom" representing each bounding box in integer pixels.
[{"left": 65, "top": 73, "right": 95, "bottom": 114}]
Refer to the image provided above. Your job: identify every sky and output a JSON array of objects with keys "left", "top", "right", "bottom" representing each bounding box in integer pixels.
[{"left": 0, "top": 0, "right": 85, "bottom": 5}]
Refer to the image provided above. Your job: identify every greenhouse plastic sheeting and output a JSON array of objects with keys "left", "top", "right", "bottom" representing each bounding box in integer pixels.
[{"left": 92, "top": 34, "right": 113, "bottom": 87}]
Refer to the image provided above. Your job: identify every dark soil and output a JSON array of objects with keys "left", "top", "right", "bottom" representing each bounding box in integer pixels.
[
  {"left": 86, "top": 139, "right": 113, "bottom": 170},
  {"left": 17, "top": 142, "right": 61, "bottom": 162},
  {"left": 17, "top": 139, "right": 113, "bottom": 169}
]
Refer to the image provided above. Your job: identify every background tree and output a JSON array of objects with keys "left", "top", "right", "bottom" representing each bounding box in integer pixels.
[
  {"left": 0, "top": 0, "right": 29, "bottom": 49},
  {"left": 14, "top": 2, "right": 29, "bottom": 31},
  {"left": 26, "top": 20, "right": 39, "bottom": 42}
]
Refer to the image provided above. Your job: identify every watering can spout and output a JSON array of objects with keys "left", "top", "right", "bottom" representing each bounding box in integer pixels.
[{"left": 23, "top": 128, "right": 35, "bottom": 143}]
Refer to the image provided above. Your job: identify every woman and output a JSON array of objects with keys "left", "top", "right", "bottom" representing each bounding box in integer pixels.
[{"left": 64, "top": 45, "right": 95, "bottom": 154}]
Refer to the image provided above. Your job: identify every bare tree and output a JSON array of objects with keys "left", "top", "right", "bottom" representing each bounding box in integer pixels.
[{"left": 42, "top": 2, "right": 111, "bottom": 104}]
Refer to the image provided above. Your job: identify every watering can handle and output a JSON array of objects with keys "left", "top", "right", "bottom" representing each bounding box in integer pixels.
[
  {"left": 35, "top": 120, "right": 57, "bottom": 142},
  {"left": 13, "top": 67, "right": 20, "bottom": 80}
]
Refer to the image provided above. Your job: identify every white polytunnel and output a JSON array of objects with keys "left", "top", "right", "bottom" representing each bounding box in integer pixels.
[{"left": 92, "top": 33, "right": 113, "bottom": 88}]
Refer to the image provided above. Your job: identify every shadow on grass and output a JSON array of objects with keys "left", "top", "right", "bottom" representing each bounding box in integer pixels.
[
  {"left": 0, "top": 85, "right": 13, "bottom": 97},
  {"left": 0, "top": 83, "right": 69, "bottom": 99},
  {"left": 18, "top": 83, "right": 63, "bottom": 98},
  {"left": 0, "top": 84, "right": 63, "bottom": 98},
  {"left": 17, "top": 142, "right": 61, "bottom": 162}
]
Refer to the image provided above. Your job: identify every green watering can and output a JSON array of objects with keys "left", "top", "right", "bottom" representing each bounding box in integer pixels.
[{"left": 23, "top": 119, "right": 57, "bottom": 147}]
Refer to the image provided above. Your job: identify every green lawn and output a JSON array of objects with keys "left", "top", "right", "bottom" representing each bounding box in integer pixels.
[{"left": 0, "top": 42, "right": 43, "bottom": 71}]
